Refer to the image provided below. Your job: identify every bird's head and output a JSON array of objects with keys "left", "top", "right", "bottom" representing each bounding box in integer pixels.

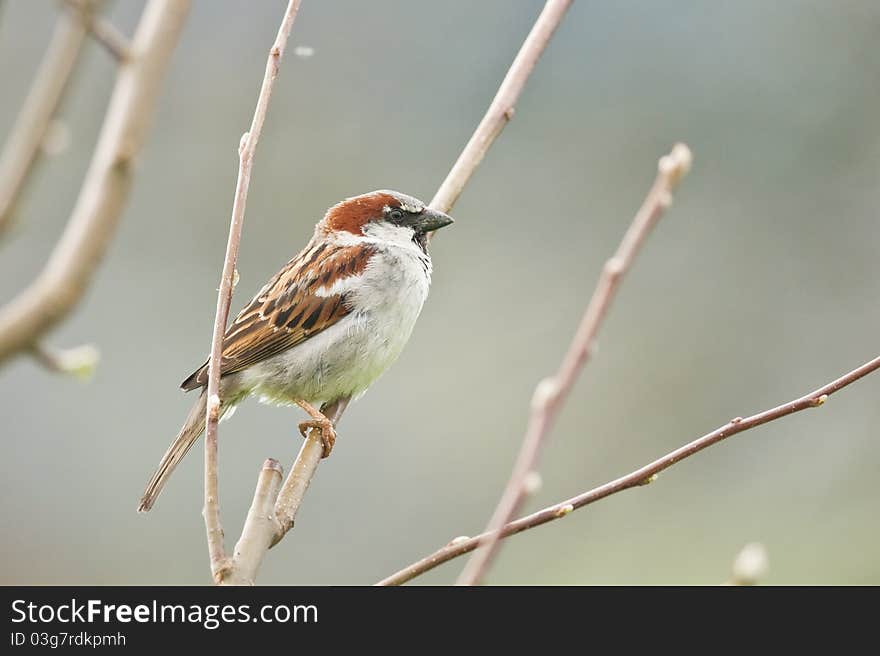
[{"left": 320, "top": 190, "right": 454, "bottom": 249}]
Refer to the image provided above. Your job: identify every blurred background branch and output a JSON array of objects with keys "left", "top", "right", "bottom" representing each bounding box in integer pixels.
[
  {"left": 378, "top": 353, "right": 880, "bottom": 585},
  {"left": 0, "top": 0, "right": 99, "bottom": 238},
  {"left": 0, "top": 0, "right": 189, "bottom": 367},
  {"left": 457, "top": 143, "right": 693, "bottom": 586},
  {"left": 29, "top": 341, "right": 99, "bottom": 380},
  {"left": 61, "top": 0, "right": 132, "bottom": 62}
]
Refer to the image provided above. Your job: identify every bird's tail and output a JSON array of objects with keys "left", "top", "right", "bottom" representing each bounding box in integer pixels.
[{"left": 138, "top": 391, "right": 207, "bottom": 512}]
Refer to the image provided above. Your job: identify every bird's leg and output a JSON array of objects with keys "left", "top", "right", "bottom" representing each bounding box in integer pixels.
[{"left": 295, "top": 400, "right": 336, "bottom": 458}]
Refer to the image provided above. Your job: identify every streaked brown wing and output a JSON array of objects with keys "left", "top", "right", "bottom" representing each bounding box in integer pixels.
[{"left": 181, "top": 239, "right": 376, "bottom": 390}]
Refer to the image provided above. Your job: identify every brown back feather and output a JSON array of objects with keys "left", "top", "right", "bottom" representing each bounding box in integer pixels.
[{"left": 181, "top": 239, "right": 376, "bottom": 391}]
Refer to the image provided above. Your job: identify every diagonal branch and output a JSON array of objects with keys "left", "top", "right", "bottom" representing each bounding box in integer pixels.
[
  {"left": 0, "top": 0, "right": 99, "bottom": 237},
  {"left": 456, "top": 143, "right": 692, "bottom": 586},
  {"left": 271, "top": 398, "right": 349, "bottom": 546},
  {"left": 0, "top": 0, "right": 190, "bottom": 365},
  {"left": 202, "top": 0, "right": 302, "bottom": 584},
  {"left": 378, "top": 352, "right": 880, "bottom": 585}
]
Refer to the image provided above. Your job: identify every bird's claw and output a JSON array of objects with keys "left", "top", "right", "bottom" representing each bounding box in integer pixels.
[{"left": 298, "top": 419, "right": 336, "bottom": 458}]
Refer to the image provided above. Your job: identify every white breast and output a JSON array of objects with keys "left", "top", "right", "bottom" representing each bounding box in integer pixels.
[{"left": 243, "top": 230, "right": 432, "bottom": 406}]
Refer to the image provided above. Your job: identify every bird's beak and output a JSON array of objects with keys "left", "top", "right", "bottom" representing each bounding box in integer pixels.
[{"left": 414, "top": 207, "right": 454, "bottom": 234}]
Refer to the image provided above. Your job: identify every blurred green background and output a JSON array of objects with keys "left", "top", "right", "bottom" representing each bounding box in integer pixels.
[{"left": 1, "top": 0, "right": 878, "bottom": 585}]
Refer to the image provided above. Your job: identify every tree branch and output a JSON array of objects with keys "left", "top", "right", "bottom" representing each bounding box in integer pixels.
[
  {"left": 377, "top": 353, "right": 880, "bottom": 585},
  {"left": 222, "top": 459, "right": 284, "bottom": 586},
  {"left": 0, "top": 0, "right": 98, "bottom": 237},
  {"left": 217, "top": 400, "right": 348, "bottom": 586},
  {"left": 456, "top": 144, "right": 693, "bottom": 585},
  {"left": 0, "top": 0, "right": 189, "bottom": 366},
  {"left": 29, "top": 341, "right": 99, "bottom": 380},
  {"left": 271, "top": 398, "right": 349, "bottom": 545},
  {"left": 202, "top": 0, "right": 302, "bottom": 584},
  {"left": 62, "top": 0, "right": 133, "bottom": 61}
]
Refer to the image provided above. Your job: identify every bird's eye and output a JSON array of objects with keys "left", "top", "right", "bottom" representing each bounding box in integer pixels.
[{"left": 389, "top": 209, "right": 404, "bottom": 222}]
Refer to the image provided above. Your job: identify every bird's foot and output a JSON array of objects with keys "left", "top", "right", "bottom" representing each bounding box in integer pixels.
[{"left": 296, "top": 400, "right": 336, "bottom": 458}]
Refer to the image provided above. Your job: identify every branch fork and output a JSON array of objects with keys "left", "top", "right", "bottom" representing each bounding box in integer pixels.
[{"left": 0, "top": 0, "right": 190, "bottom": 366}]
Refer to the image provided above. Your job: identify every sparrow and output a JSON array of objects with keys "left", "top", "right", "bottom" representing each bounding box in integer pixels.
[{"left": 138, "top": 190, "right": 453, "bottom": 512}]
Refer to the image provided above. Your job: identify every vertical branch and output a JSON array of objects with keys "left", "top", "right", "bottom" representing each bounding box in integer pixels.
[
  {"left": 0, "top": 0, "right": 190, "bottom": 364},
  {"left": 203, "top": 0, "right": 302, "bottom": 583},
  {"left": 456, "top": 144, "right": 693, "bottom": 586},
  {"left": 0, "top": 0, "right": 99, "bottom": 236}
]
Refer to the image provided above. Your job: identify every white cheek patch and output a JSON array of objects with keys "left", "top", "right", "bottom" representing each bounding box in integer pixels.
[{"left": 362, "top": 220, "right": 417, "bottom": 248}]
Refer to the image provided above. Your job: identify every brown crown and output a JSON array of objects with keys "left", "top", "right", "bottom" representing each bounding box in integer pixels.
[{"left": 321, "top": 191, "right": 401, "bottom": 235}]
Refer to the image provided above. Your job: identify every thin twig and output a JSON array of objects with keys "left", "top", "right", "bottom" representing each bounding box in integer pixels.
[
  {"left": 0, "top": 0, "right": 190, "bottom": 366},
  {"left": 456, "top": 144, "right": 693, "bottom": 586},
  {"left": 378, "top": 353, "right": 880, "bottom": 585},
  {"left": 62, "top": 0, "right": 132, "bottom": 61},
  {"left": 0, "top": 0, "right": 98, "bottom": 237},
  {"left": 203, "top": 0, "right": 302, "bottom": 584}
]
